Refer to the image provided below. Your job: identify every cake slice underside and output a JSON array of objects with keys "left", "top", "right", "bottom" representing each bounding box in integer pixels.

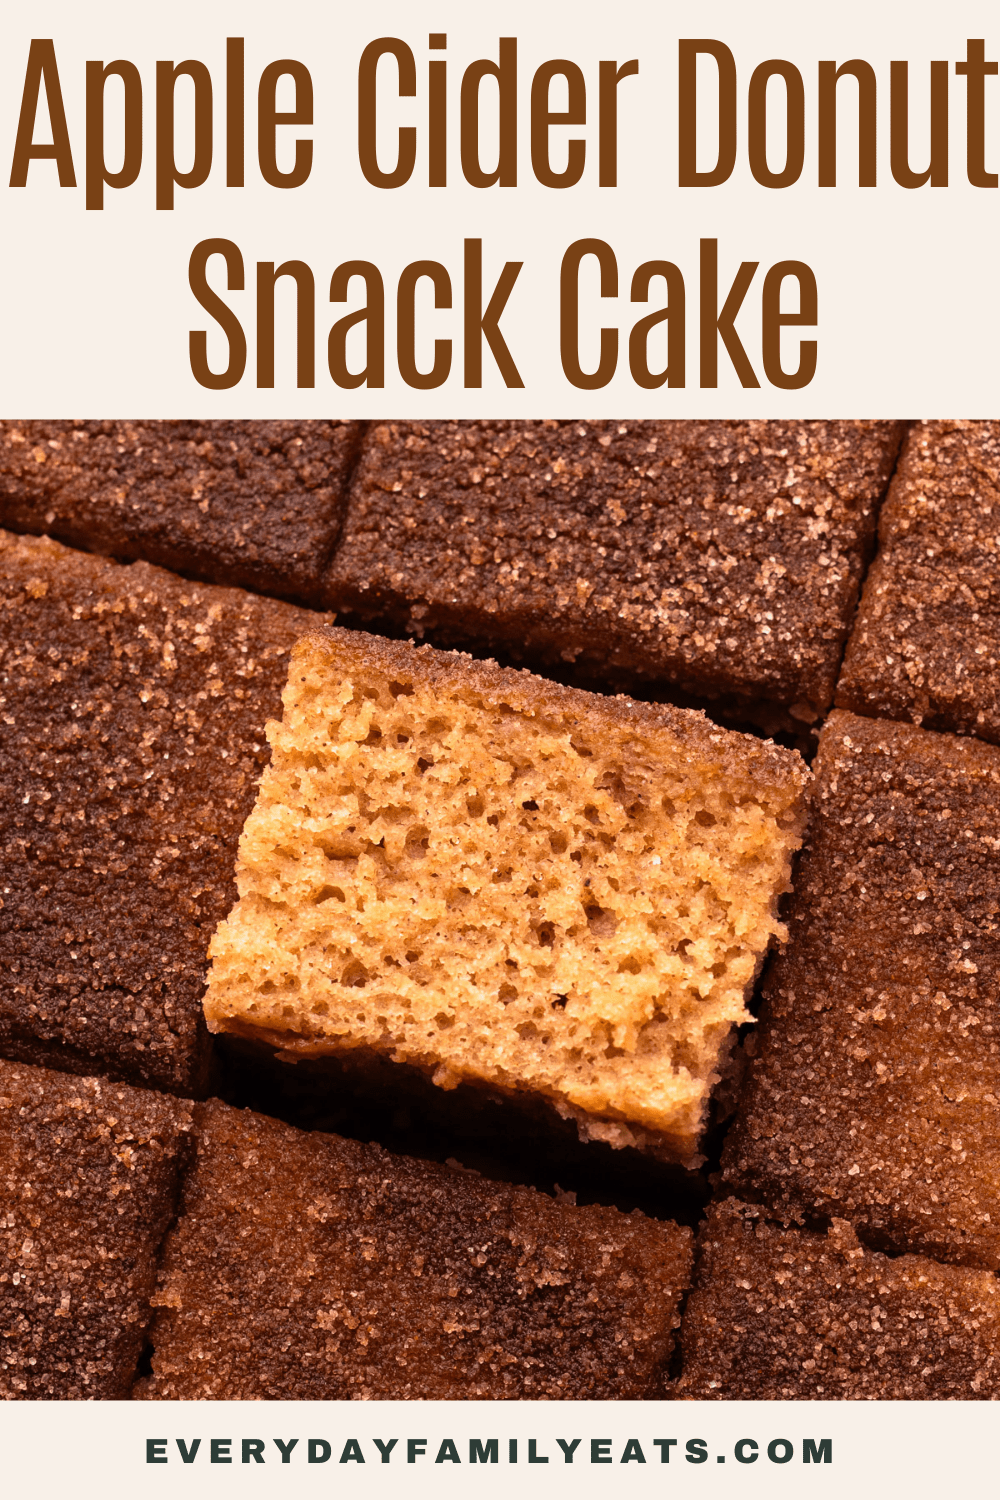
[{"left": 205, "top": 631, "right": 806, "bottom": 1162}]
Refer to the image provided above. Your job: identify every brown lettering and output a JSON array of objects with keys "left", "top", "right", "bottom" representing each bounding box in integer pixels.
[
  {"left": 10, "top": 39, "right": 76, "bottom": 187},
  {"left": 226, "top": 37, "right": 244, "bottom": 187},
  {"left": 258, "top": 61, "right": 313, "bottom": 188},
  {"left": 189, "top": 238, "right": 246, "bottom": 390},
  {"left": 761, "top": 260, "right": 817, "bottom": 389},
  {"left": 629, "top": 261, "right": 685, "bottom": 389},
  {"left": 461, "top": 39, "right": 517, "bottom": 187},
  {"left": 156, "top": 59, "right": 213, "bottom": 210},
  {"left": 699, "top": 238, "right": 759, "bottom": 388},
  {"left": 329, "top": 261, "right": 385, "bottom": 388},
  {"left": 463, "top": 238, "right": 523, "bottom": 388},
  {"left": 85, "top": 61, "right": 142, "bottom": 210},
  {"left": 530, "top": 60, "right": 585, "bottom": 188},
  {"left": 890, "top": 60, "right": 949, "bottom": 187},
  {"left": 358, "top": 38, "right": 416, "bottom": 188},
  {"left": 598, "top": 59, "right": 639, "bottom": 187},
  {"left": 428, "top": 33, "right": 447, "bottom": 187},
  {"left": 560, "top": 238, "right": 618, "bottom": 389},
  {"left": 256, "top": 260, "right": 315, "bottom": 388},
  {"left": 678, "top": 40, "right": 736, "bottom": 187},
  {"left": 818, "top": 60, "right": 877, "bottom": 186},
  {"left": 397, "top": 261, "right": 452, "bottom": 388},
  {"left": 747, "top": 60, "right": 804, "bottom": 188},
  {"left": 956, "top": 39, "right": 998, "bottom": 188}
]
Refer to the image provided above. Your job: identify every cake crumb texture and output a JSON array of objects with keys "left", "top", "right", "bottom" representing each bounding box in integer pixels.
[
  {"left": 724, "top": 710, "right": 1000, "bottom": 1268},
  {"left": 0, "top": 529, "right": 314, "bottom": 1092},
  {"left": 137, "top": 1099, "right": 692, "bottom": 1400},
  {"left": 838, "top": 420, "right": 1000, "bottom": 743},
  {"left": 327, "top": 419, "right": 905, "bottom": 717},
  {"left": 0, "top": 1059, "right": 192, "bottom": 1399},
  {"left": 679, "top": 1200, "right": 1000, "bottom": 1400},
  {"left": 205, "top": 629, "right": 807, "bottom": 1161},
  {"left": 0, "top": 419, "right": 361, "bottom": 603}
]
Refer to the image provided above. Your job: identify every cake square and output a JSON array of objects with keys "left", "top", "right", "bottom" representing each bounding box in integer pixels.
[
  {"left": 325, "top": 420, "right": 905, "bottom": 727},
  {"left": 0, "top": 1058, "right": 192, "bottom": 1399},
  {"left": 0, "top": 529, "right": 315, "bottom": 1093},
  {"left": 136, "top": 1099, "right": 692, "bottom": 1400},
  {"left": 838, "top": 420, "right": 1000, "bottom": 743},
  {"left": 724, "top": 709, "right": 1000, "bottom": 1268},
  {"left": 204, "top": 627, "right": 807, "bottom": 1164},
  {"left": 678, "top": 1199, "right": 1000, "bottom": 1399},
  {"left": 0, "top": 420, "right": 361, "bottom": 604}
]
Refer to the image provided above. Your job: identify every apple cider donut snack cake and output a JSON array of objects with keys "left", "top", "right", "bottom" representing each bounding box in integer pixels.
[
  {"left": 0, "top": 420, "right": 362, "bottom": 605},
  {"left": 326, "top": 419, "right": 906, "bottom": 731},
  {"left": 136, "top": 1100, "right": 692, "bottom": 1401},
  {"left": 0, "top": 1058, "right": 192, "bottom": 1399},
  {"left": 0, "top": 529, "right": 317, "bottom": 1094},
  {"left": 838, "top": 420, "right": 1000, "bottom": 744},
  {"left": 678, "top": 1200, "right": 1000, "bottom": 1400},
  {"left": 724, "top": 711, "right": 1000, "bottom": 1270},
  {"left": 204, "top": 628, "right": 808, "bottom": 1165}
]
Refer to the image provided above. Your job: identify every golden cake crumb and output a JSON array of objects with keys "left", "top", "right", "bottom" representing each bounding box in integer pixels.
[{"left": 204, "top": 627, "right": 807, "bottom": 1163}]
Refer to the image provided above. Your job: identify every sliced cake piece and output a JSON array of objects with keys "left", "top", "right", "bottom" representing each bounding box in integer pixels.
[
  {"left": 0, "top": 1058, "right": 192, "bottom": 1399},
  {"left": 204, "top": 628, "right": 808, "bottom": 1164},
  {"left": 0, "top": 419, "right": 361, "bottom": 604},
  {"left": 136, "top": 1098, "right": 692, "bottom": 1400},
  {"left": 838, "top": 420, "right": 1000, "bottom": 743},
  {"left": 724, "top": 710, "right": 1000, "bottom": 1269},
  {"left": 679, "top": 1199, "right": 1000, "bottom": 1399},
  {"left": 325, "top": 419, "right": 905, "bottom": 729},
  {"left": 0, "top": 529, "right": 315, "bottom": 1093}
]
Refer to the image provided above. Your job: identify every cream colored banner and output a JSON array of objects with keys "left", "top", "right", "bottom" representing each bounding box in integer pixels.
[
  {"left": 0, "top": 1399, "right": 991, "bottom": 1497},
  {"left": 0, "top": 0, "right": 996, "bottom": 414}
]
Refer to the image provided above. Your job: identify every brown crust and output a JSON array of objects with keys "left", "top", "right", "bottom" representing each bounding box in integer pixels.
[
  {"left": 0, "top": 529, "right": 317, "bottom": 1093},
  {"left": 0, "top": 420, "right": 362, "bottom": 604},
  {"left": 838, "top": 420, "right": 1000, "bottom": 743},
  {"left": 0, "top": 1058, "right": 193, "bottom": 1399},
  {"left": 138, "top": 1097, "right": 692, "bottom": 1400},
  {"left": 723, "top": 709, "right": 1000, "bottom": 1268},
  {"left": 300, "top": 624, "right": 809, "bottom": 797},
  {"left": 326, "top": 419, "right": 906, "bottom": 715},
  {"left": 679, "top": 1199, "right": 1000, "bottom": 1399}
]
